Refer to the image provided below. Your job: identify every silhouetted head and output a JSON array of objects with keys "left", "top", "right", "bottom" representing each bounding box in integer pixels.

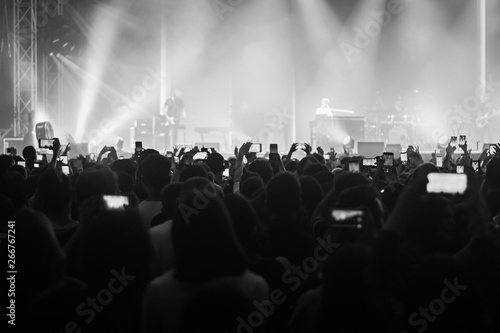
[
  {"left": 248, "top": 159, "right": 274, "bottom": 184},
  {"left": 172, "top": 195, "right": 246, "bottom": 283},
  {"left": 180, "top": 164, "right": 209, "bottom": 182},
  {"left": 266, "top": 172, "right": 301, "bottom": 217},
  {"left": 141, "top": 154, "right": 171, "bottom": 191}
]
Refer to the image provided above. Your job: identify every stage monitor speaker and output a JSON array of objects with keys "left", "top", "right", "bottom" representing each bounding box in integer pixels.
[
  {"left": 357, "top": 141, "right": 385, "bottom": 158},
  {"left": 3, "top": 138, "right": 25, "bottom": 154}
]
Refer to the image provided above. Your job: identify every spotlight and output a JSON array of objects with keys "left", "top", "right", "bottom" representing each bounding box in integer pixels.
[{"left": 49, "top": 52, "right": 54, "bottom": 56}]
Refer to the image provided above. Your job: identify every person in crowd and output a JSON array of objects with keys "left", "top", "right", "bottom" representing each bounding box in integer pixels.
[
  {"left": 36, "top": 168, "right": 79, "bottom": 246},
  {"left": 142, "top": 194, "right": 268, "bottom": 333},
  {"left": 1, "top": 137, "right": 499, "bottom": 333},
  {"left": 139, "top": 154, "right": 171, "bottom": 228}
]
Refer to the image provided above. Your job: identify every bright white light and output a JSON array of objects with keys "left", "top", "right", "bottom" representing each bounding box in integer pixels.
[{"left": 74, "top": 3, "right": 122, "bottom": 142}]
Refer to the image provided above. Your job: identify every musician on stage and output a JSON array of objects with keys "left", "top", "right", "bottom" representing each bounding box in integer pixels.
[
  {"left": 316, "top": 98, "right": 333, "bottom": 117},
  {"left": 162, "top": 89, "right": 185, "bottom": 147}
]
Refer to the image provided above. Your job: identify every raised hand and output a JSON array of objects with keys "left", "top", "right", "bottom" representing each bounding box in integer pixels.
[
  {"left": 458, "top": 140, "right": 469, "bottom": 156},
  {"left": 316, "top": 146, "right": 324, "bottom": 156},
  {"left": 238, "top": 141, "right": 252, "bottom": 158},
  {"left": 445, "top": 142, "right": 456, "bottom": 157}
]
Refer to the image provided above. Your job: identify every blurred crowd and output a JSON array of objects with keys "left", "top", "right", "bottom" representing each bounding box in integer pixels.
[{"left": 1, "top": 139, "right": 499, "bottom": 333}]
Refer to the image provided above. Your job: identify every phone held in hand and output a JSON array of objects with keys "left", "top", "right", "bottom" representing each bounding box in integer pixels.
[
  {"left": 348, "top": 161, "right": 360, "bottom": 173},
  {"left": 193, "top": 152, "right": 208, "bottom": 160},
  {"left": 458, "top": 135, "right": 466, "bottom": 146},
  {"left": 456, "top": 165, "right": 464, "bottom": 174},
  {"left": 62, "top": 165, "right": 70, "bottom": 175},
  {"left": 427, "top": 173, "right": 467, "bottom": 194},
  {"left": 331, "top": 209, "right": 364, "bottom": 229},
  {"left": 436, "top": 155, "right": 443, "bottom": 167},
  {"left": 270, "top": 144, "right": 278, "bottom": 154},
  {"left": 472, "top": 160, "right": 479, "bottom": 171},
  {"left": 102, "top": 195, "right": 129, "bottom": 211},
  {"left": 400, "top": 152, "right": 407, "bottom": 164},
  {"left": 450, "top": 136, "right": 457, "bottom": 148},
  {"left": 382, "top": 152, "right": 394, "bottom": 172},
  {"left": 249, "top": 143, "right": 262, "bottom": 153},
  {"left": 362, "top": 158, "right": 376, "bottom": 167},
  {"left": 39, "top": 139, "right": 53, "bottom": 149}
]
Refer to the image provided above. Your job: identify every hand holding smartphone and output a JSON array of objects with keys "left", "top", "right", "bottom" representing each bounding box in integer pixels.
[
  {"left": 249, "top": 143, "right": 262, "bottom": 153},
  {"left": 427, "top": 173, "right": 467, "bottom": 194},
  {"left": 450, "top": 136, "right": 457, "bottom": 148}
]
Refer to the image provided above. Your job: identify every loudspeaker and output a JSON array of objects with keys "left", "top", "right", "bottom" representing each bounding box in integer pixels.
[{"left": 35, "top": 122, "right": 54, "bottom": 140}]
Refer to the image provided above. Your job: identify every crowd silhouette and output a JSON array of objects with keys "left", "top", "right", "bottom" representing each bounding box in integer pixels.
[{"left": 1, "top": 139, "right": 499, "bottom": 333}]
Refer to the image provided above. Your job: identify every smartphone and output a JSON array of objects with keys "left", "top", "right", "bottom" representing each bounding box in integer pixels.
[
  {"left": 297, "top": 143, "right": 306, "bottom": 150},
  {"left": 472, "top": 160, "right": 479, "bottom": 171},
  {"left": 37, "top": 154, "right": 43, "bottom": 161},
  {"left": 456, "top": 165, "right": 464, "bottom": 174},
  {"left": 249, "top": 143, "right": 262, "bottom": 153},
  {"left": 62, "top": 165, "right": 70, "bottom": 175},
  {"left": 427, "top": 173, "right": 467, "bottom": 194},
  {"left": 362, "top": 158, "right": 376, "bottom": 167},
  {"left": 270, "top": 144, "right": 278, "bottom": 154},
  {"left": 102, "top": 195, "right": 129, "bottom": 211},
  {"left": 34, "top": 163, "right": 39, "bottom": 168},
  {"left": 459, "top": 135, "right": 466, "bottom": 146},
  {"left": 436, "top": 155, "right": 443, "bottom": 167},
  {"left": 348, "top": 161, "right": 360, "bottom": 173},
  {"left": 490, "top": 144, "right": 496, "bottom": 155},
  {"left": 135, "top": 141, "right": 142, "bottom": 152},
  {"left": 39, "top": 139, "right": 53, "bottom": 149},
  {"left": 166, "top": 151, "right": 173, "bottom": 158},
  {"left": 331, "top": 209, "right": 364, "bottom": 229},
  {"left": 400, "top": 152, "right": 407, "bottom": 164},
  {"left": 60, "top": 155, "right": 68, "bottom": 164},
  {"left": 383, "top": 152, "right": 394, "bottom": 166},
  {"left": 450, "top": 136, "right": 457, "bottom": 148},
  {"left": 193, "top": 152, "right": 208, "bottom": 160},
  {"left": 18, "top": 161, "right": 26, "bottom": 167}
]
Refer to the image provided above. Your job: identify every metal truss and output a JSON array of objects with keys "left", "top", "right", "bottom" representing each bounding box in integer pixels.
[{"left": 13, "top": 0, "right": 37, "bottom": 137}]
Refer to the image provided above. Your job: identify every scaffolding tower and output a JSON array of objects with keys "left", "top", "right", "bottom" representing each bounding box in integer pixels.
[{"left": 13, "top": 0, "right": 37, "bottom": 137}]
